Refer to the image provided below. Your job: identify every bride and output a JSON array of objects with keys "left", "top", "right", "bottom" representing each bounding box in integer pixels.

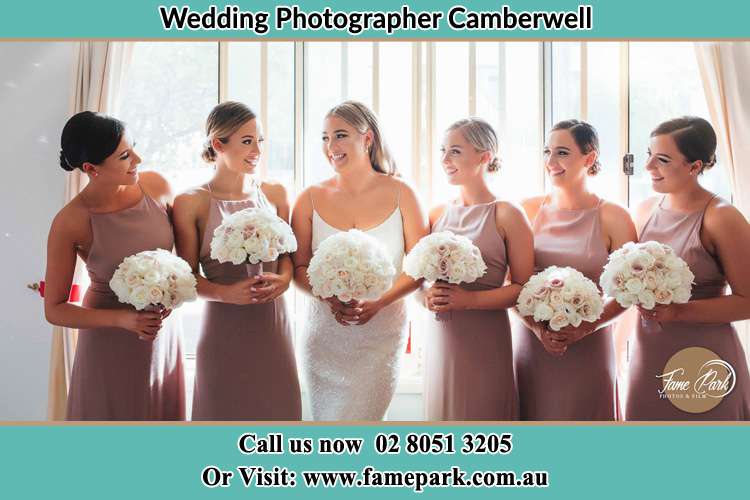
[{"left": 291, "top": 101, "right": 428, "bottom": 420}]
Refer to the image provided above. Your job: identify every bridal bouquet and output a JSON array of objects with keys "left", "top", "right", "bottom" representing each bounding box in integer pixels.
[
  {"left": 403, "top": 231, "right": 487, "bottom": 284},
  {"left": 210, "top": 207, "right": 297, "bottom": 275},
  {"left": 109, "top": 249, "right": 197, "bottom": 311},
  {"left": 517, "top": 266, "right": 604, "bottom": 331},
  {"left": 599, "top": 241, "right": 693, "bottom": 309},
  {"left": 307, "top": 229, "right": 395, "bottom": 303}
]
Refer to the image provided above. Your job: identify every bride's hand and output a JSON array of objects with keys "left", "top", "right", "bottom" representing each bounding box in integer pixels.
[
  {"left": 347, "top": 299, "right": 384, "bottom": 325},
  {"left": 324, "top": 297, "right": 353, "bottom": 326}
]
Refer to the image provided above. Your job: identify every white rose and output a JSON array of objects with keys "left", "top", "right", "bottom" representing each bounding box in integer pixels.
[
  {"left": 638, "top": 289, "right": 656, "bottom": 310},
  {"left": 625, "top": 278, "right": 645, "bottom": 294},
  {"left": 533, "top": 303, "right": 554, "bottom": 322},
  {"left": 549, "top": 311, "right": 569, "bottom": 331}
]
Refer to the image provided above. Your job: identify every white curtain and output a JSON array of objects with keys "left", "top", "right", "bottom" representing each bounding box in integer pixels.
[
  {"left": 695, "top": 42, "right": 750, "bottom": 364},
  {"left": 48, "top": 42, "right": 134, "bottom": 420}
]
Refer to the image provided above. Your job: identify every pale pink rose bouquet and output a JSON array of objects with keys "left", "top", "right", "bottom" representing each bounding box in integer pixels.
[
  {"left": 210, "top": 207, "right": 297, "bottom": 276},
  {"left": 517, "top": 266, "right": 603, "bottom": 331},
  {"left": 599, "top": 241, "right": 693, "bottom": 310},
  {"left": 404, "top": 231, "right": 487, "bottom": 319}
]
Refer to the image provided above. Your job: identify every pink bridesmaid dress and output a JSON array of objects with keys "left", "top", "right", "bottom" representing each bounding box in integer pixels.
[
  {"left": 513, "top": 197, "right": 617, "bottom": 420},
  {"left": 66, "top": 188, "right": 185, "bottom": 421},
  {"left": 625, "top": 196, "right": 750, "bottom": 420},
  {"left": 191, "top": 182, "right": 301, "bottom": 421},
  {"left": 425, "top": 201, "right": 519, "bottom": 420}
]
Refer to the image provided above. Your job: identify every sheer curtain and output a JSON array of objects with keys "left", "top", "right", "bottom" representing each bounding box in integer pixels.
[
  {"left": 695, "top": 42, "right": 750, "bottom": 364},
  {"left": 47, "top": 41, "right": 134, "bottom": 420}
]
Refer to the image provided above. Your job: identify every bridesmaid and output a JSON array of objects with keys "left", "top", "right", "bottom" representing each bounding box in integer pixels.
[
  {"left": 291, "top": 101, "right": 428, "bottom": 420},
  {"left": 45, "top": 111, "right": 184, "bottom": 421},
  {"left": 626, "top": 116, "right": 750, "bottom": 420},
  {"left": 515, "top": 119, "right": 637, "bottom": 421},
  {"left": 423, "top": 118, "right": 534, "bottom": 420},
  {"left": 173, "top": 102, "right": 301, "bottom": 420}
]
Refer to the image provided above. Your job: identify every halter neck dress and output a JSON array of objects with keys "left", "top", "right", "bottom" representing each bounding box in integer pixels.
[
  {"left": 191, "top": 182, "right": 301, "bottom": 420},
  {"left": 66, "top": 188, "right": 185, "bottom": 421}
]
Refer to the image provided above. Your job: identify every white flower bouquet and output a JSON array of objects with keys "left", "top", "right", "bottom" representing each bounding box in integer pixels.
[
  {"left": 109, "top": 249, "right": 197, "bottom": 311},
  {"left": 517, "top": 266, "right": 604, "bottom": 331},
  {"left": 599, "top": 241, "right": 693, "bottom": 310},
  {"left": 404, "top": 231, "right": 487, "bottom": 320},
  {"left": 404, "top": 231, "right": 487, "bottom": 284},
  {"left": 307, "top": 229, "right": 396, "bottom": 303},
  {"left": 210, "top": 207, "right": 297, "bottom": 275}
]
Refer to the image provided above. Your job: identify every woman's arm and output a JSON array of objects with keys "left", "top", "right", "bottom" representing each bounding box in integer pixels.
[
  {"left": 43, "top": 207, "right": 162, "bottom": 338},
  {"left": 647, "top": 199, "right": 750, "bottom": 323},
  {"left": 290, "top": 186, "right": 316, "bottom": 296}
]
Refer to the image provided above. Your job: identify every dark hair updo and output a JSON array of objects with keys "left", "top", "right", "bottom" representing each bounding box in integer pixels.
[
  {"left": 59, "top": 111, "right": 125, "bottom": 172},
  {"left": 650, "top": 116, "right": 717, "bottom": 174},
  {"left": 550, "top": 119, "right": 601, "bottom": 176}
]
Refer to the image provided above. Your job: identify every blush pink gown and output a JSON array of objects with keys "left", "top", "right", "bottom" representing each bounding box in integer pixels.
[
  {"left": 625, "top": 196, "right": 750, "bottom": 420},
  {"left": 425, "top": 202, "right": 519, "bottom": 420},
  {"left": 191, "top": 184, "right": 301, "bottom": 420},
  {"left": 66, "top": 191, "right": 185, "bottom": 421},
  {"left": 513, "top": 198, "right": 618, "bottom": 420}
]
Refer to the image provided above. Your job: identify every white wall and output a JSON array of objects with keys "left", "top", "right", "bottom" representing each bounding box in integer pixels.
[{"left": 0, "top": 42, "right": 76, "bottom": 420}]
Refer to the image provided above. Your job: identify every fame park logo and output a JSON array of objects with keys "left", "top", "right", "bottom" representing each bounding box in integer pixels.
[{"left": 657, "top": 347, "right": 736, "bottom": 413}]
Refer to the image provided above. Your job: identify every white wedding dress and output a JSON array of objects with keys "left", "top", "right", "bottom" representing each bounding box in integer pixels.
[{"left": 301, "top": 203, "right": 408, "bottom": 421}]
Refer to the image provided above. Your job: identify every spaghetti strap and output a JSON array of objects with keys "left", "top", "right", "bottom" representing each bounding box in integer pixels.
[
  {"left": 309, "top": 189, "right": 317, "bottom": 212},
  {"left": 701, "top": 194, "right": 717, "bottom": 214}
]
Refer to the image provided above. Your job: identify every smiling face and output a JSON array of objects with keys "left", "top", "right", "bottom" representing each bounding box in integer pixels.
[
  {"left": 440, "top": 128, "right": 488, "bottom": 185},
  {"left": 83, "top": 133, "right": 141, "bottom": 185},
  {"left": 214, "top": 118, "right": 263, "bottom": 175},
  {"left": 543, "top": 129, "right": 594, "bottom": 188},
  {"left": 321, "top": 115, "right": 371, "bottom": 172},
  {"left": 645, "top": 133, "right": 699, "bottom": 193}
]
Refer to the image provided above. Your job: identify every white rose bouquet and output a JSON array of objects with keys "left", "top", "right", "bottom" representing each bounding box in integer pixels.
[
  {"left": 210, "top": 207, "right": 297, "bottom": 276},
  {"left": 404, "top": 231, "right": 487, "bottom": 320},
  {"left": 404, "top": 231, "right": 487, "bottom": 284},
  {"left": 109, "top": 249, "right": 197, "bottom": 311},
  {"left": 517, "top": 266, "right": 604, "bottom": 332},
  {"left": 599, "top": 241, "right": 693, "bottom": 310},
  {"left": 307, "top": 229, "right": 396, "bottom": 304}
]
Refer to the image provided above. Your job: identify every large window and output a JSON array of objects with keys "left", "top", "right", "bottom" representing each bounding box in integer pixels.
[{"left": 119, "top": 41, "right": 733, "bottom": 419}]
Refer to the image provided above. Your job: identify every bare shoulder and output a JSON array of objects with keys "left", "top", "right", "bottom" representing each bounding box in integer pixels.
[
  {"left": 494, "top": 199, "right": 527, "bottom": 220},
  {"left": 704, "top": 196, "right": 748, "bottom": 231},
  {"left": 428, "top": 203, "right": 448, "bottom": 227},
  {"left": 520, "top": 195, "right": 545, "bottom": 220},
  {"left": 138, "top": 171, "right": 172, "bottom": 200},
  {"left": 259, "top": 180, "right": 289, "bottom": 207},
  {"left": 391, "top": 176, "right": 421, "bottom": 206},
  {"left": 49, "top": 197, "right": 89, "bottom": 242},
  {"left": 634, "top": 196, "right": 660, "bottom": 221},
  {"left": 173, "top": 185, "right": 210, "bottom": 216},
  {"left": 292, "top": 185, "right": 315, "bottom": 214},
  {"left": 599, "top": 199, "right": 633, "bottom": 224}
]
